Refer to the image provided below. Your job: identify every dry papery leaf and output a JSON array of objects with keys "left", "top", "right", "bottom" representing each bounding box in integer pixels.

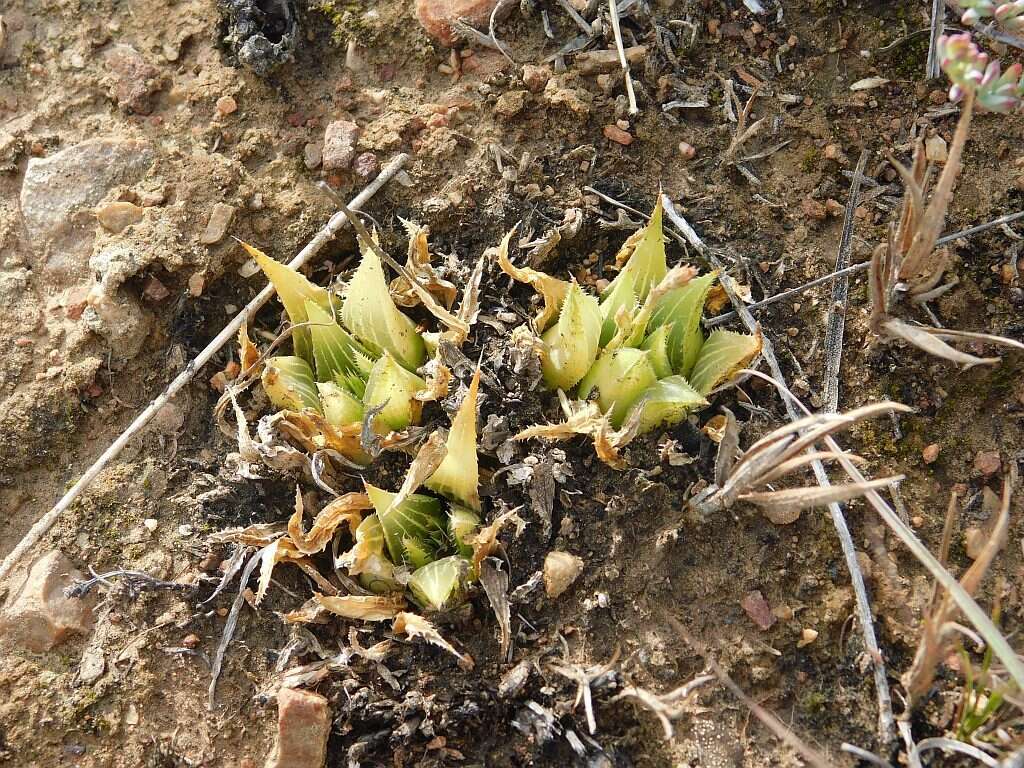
[
  {"left": 415, "top": 360, "right": 452, "bottom": 402},
  {"left": 287, "top": 489, "right": 371, "bottom": 555},
  {"left": 393, "top": 611, "right": 474, "bottom": 670},
  {"left": 903, "top": 478, "right": 1012, "bottom": 709},
  {"left": 390, "top": 220, "right": 458, "bottom": 309},
  {"left": 314, "top": 593, "right": 407, "bottom": 621},
  {"left": 496, "top": 228, "right": 570, "bottom": 331},
  {"left": 513, "top": 393, "right": 634, "bottom": 470},
  {"left": 467, "top": 509, "right": 527, "bottom": 574},
  {"left": 478, "top": 559, "right": 512, "bottom": 661}
]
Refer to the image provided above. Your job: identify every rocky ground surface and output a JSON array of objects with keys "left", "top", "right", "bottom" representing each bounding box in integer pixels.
[{"left": 0, "top": 0, "right": 1023, "bottom": 766}]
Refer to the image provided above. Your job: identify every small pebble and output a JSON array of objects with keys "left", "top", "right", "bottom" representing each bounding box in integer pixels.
[
  {"left": 677, "top": 141, "right": 696, "bottom": 160},
  {"left": 602, "top": 124, "right": 633, "bottom": 145},
  {"left": 177, "top": 524, "right": 194, "bottom": 537},
  {"left": 911, "top": 515, "right": 924, "bottom": 527},
  {"left": 925, "top": 134, "right": 948, "bottom": 163},
  {"left": 929, "top": 88, "right": 947, "bottom": 105},
  {"left": 200, "top": 203, "right": 235, "bottom": 244},
  {"left": 216, "top": 95, "right": 237, "bottom": 116},
  {"left": 797, "top": 628, "right": 818, "bottom": 648},
  {"left": 182, "top": 633, "right": 200, "bottom": 648},
  {"left": 142, "top": 275, "right": 170, "bottom": 302},
  {"left": 303, "top": 142, "right": 322, "bottom": 170},
  {"left": 143, "top": 518, "right": 158, "bottom": 532},
  {"left": 96, "top": 201, "right": 144, "bottom": 234},
  {"left": 922, "top": 443, "right": 940, "bottom": 464},
  {"left": 801, "top": 197, "right": 827, "bottom": 220},
  {"left": 974, "top": 450, "right": 1001, "bottom": 476},
  {"left": 352, "top": 151, "right": 379, "bottom": 181},
  {"left": 188, "top": 272, "right": 205, "bottom": 297},
  {"left": 825, "top": 198, "right": 844, "bottom": 217}
]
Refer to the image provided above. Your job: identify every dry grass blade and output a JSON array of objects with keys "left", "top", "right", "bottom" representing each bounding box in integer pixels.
[
  {"left": 612, "top": 675, "right": 716, "bottom": 740},
  {"left": 739, "top": 477, "right": 902, "bottom": 526},
  {"left": 314, "top": 593, "right": 406, "bottom": 621},
  {"left": 693, "top": 401, "right": 911, "bottom": 517},
  {"left": 209, "top": 548, "right": 262, "bottom": 709},
  {"left": 393, "top": 612, "right": 474, "bottom": 670},
  {"left": 882, "top": 318, "right": 1001, "bottom": 367},
  {"left": 911, "top": 737, "right": 1000, "bottom": 767},
  {"left": 903, "top": 478, "right": 1012, "bottom": 708},
  {"left": 478, "top": 558, "right": 512, "bottom": 661}
]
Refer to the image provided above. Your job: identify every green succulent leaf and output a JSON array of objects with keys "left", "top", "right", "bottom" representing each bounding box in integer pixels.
[
  {"left": 447, "top": 506, "right": 481, "bottom": 558},
  {"left": 316, "top": 381, "right": 364, "bottom": 427},
  {"left": 601, "top": 198, "right": 668, "bottom": 305},
  {"left": 365, "top": 483, "right": 448, "bottom": 567},
  {"left": 688, "top": 329, "right": 763, "bottom": 395},
  {"left": 649, "top": 271, "right": 718, "bottom": 377},
  {"left": 304, "top": 299, "right": 375, "bottom": 385},
  {"left": 408, "top": 555, "right": 471, "bottom": 612},
  {"left": 244, "top": 241, "right": 331, "bottom": 364},
  {"left": 402, "top": 535, "right": 436, "bottom": 569},
  {"left": 341, "top": 235, "right": 426, "bottom": 371},
  {"left": 426, "top": 371, "right": 482, "bottom": 510},
  {"left": 640, "top": 323, "right": 674, "bottom": 379},
  {"left": 541, "top": 283, "right": 602, "bottom": 391},
  {"left": 363, "top": 352, "right": 427, "bottom": 432},
  {"left": 598, "top": 278, "right": 639, "bottom": 347},
  {"left": 578, "top": 347, "right": 659, "bottom": 428},
  {"left": 626, "top": 375, "right": 708, "bottom": 434},
  {"left": 261, "top": 356, "right": 322, "bottom": 413}
]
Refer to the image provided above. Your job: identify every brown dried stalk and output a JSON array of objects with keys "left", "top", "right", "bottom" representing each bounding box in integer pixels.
[
  {"left": 870, "top": 92, "right": 1024, "bottom": 366},
  {"left": 690, "top": 402, "right": 909, "bottom": 523},
  {"left": 902, "top": 478, "right": 1012, "bottom": 710}
]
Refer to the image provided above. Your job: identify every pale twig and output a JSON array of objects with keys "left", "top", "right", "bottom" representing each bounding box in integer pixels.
[
  {"left": 935, "top": 209, "right": 1024, "bottom": 246},
  {"left": 706, "top": 263, "right": 870, "bottom": 328},
  {"left": 608, "top": 0, "right": 639, "bottom": 115},
  {"left": 926, "top": 0, "right": 946, "bottom": 78},
  {"left": 911, "top": 737, "right": 1000, "bottom": 767},
  {"left": 752, "top": 371, "right": 1024, "bottom": 693},
  {"left": 823, "top": 149, "right": 870, "bottom": 413},
  {"left": 0, "top": 153, "right": 409, "bottom": 586},
  {"left": 705, "top": 248, "right": 896, "bottom": 744}
]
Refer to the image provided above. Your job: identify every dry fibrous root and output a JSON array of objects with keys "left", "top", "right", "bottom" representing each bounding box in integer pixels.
[
  {"left": 689, "top": 402, "right": 910, "bottom": 524},
  {"left": 870, "top": 32, "right": 1024, "bottom": 366},
  {"left": 501, "top": 199, "right": 762, "bottom": 468}
]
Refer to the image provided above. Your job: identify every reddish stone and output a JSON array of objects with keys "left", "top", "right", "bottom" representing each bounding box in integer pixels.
[
  {"left": 104, "top": 45, "right": 163, "bottom": 115},
  {"left": 0, "top": 551, "right": 94, "bottom": 652},
  {"left": 264, "top": 688, "right": 331, "bottom": 768},
  {"left": 603, "top": 125, "right": 633, "bottom": 145},
  {"left": 974, "top": 450, "right": 1001, "bottom": 477},
  {"left": 322, "top": 120, "right": 361, "bottom": 172},
  {"left": 415, "top": 0, "right": 502, "bottom": 46},
  {"left": 741, "top": 590, "right": 776, "bottom": 631}
]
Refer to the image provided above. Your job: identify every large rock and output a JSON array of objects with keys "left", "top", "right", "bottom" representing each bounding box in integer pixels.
[
  {"left": 19, "top": 138, "right": 154, "bottom": 278},
  {"left": 0, "top": 550, "right": 94, "bottom": 652},
  {"left": 415, "top": 0, "right": 502, "bottom": 46},
  {"left": 265, "top": 688, "right": 331, "bottom": 768}
]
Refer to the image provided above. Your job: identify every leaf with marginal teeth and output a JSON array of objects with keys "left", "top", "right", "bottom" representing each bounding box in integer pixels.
[
  {"left": 625, "top": 375, "right": 708, "bottom": 434},
  {"left": 243, "top": 241, "right": 331, "bottom": 363},
  {"left": 341, "top": 234, "right": 426, "bottom": 371},
  {"left": 649, "top": 270, "right": 718, "bottom": 376},
  {"left": 261, "top": 356, "right": 322, "bottom": 413},
  {"left": 304, "top": 299, "right": 375, "bottom": 385},
  {"left": 578, "top": 347, "right": 659, "bottom": 428},
  {"left": 426, "top": 370, "right": 482, "bottom": 510},
  {"left": 365, "top": 482, "right": 447, "bottom": 568},
  {"left": 316, "top": 381, "right": 364, "bottom": 428},
  {"left": 408, "top": 555, "right": 471, "bottom": 612},
  {"left": 362, "top": 352, "right": 427, "bottom": 432},
  {"left": 688, "top": 329, "right": 763, "bottom": 395},
  {"left": 640, "top": 323, "right": 674, "bottom": 378},
  {"left": 541, "top": 283, "right": 602, "bottom": 391},
  {"left": 448, "top": 506, "right": 481, "bottom": 558}
]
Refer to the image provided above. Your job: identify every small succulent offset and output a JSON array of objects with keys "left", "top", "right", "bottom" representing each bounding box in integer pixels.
[
  {"left": 869, "top": 32, "right": 1024, "bottom": 366},
  {"left": 955, "top": 0, "right": 1024, "bottom": 34},
  {"left": 500, "top": 200, "right": 762, "bottom": 466}
]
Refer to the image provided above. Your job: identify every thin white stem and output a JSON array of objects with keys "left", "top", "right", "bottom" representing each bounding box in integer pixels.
[
  {"left": 0, "top": 153, "right": 409, "bottom": 585},
  {"left": 608, "top": 0, "right": 639, "bottom": 115}
]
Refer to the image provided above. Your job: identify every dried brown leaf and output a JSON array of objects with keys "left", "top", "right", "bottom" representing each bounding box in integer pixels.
[
  {"left": 287, "top": 489, "right": 372, "bottom": 555},
  {"left": 393, "top": 611, "right": 474, "bottom": 670},
  {"left": 496, "top": 229, "right": 570, "bottom": 331},
  {"left": 314, "top": 593, "right": 406, "bottom": 621}
]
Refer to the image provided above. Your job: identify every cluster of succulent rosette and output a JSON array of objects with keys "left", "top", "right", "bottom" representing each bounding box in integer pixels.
[{"left": 938, "top": 32, "right": 1024, "bottom": 112}]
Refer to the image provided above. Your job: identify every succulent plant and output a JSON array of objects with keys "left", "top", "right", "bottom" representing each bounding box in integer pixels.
[
  {"left": 499, "top": 199, "right": 761, "bottom": 459},
  {"left": 938, "top": 32, "right": 1024, "bottom": 113},
  {"left": 955, "top": 0, "right": 1024, "bottom": 35}
]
